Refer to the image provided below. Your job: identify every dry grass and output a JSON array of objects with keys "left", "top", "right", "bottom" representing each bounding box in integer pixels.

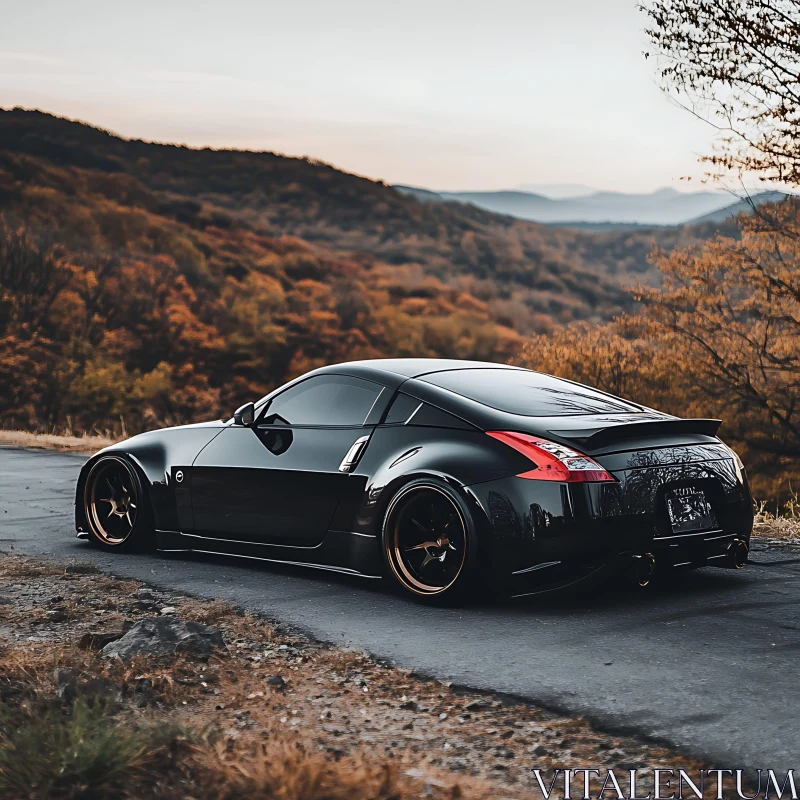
[
  {"left": 752, "top": 511, "right": 800, "bottom": 541},
  {"left": 198, "top": 745, "right": 409, "bottom": 800},
  {"left": 0, "top": 560, "right": 101, "bottom": 579},
  {"left": 752, "top": 488, "right": 800, "bottom": 542},
  {"left": 0, "top": 430, "right": 116, "bottom": 454}
]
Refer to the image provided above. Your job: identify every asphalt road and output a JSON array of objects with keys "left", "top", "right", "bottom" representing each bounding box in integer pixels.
[{"left": 2, "top": 447, "right": 799, "bottom": 772}]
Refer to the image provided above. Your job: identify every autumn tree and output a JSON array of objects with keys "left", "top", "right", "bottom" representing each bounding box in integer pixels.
[
  {"left": 614, "top": 0, "right": 800, "bottom": 499},
  {"left": 517, "top": 316, "right": 695, "bottom": 416},
  {"left": 642, "top": 0, "right": 800, "bottom": 185},
  {"left": 0, "top": 220, "right": 73, "bottom": 426},
  {"left": 0, "top": 220, "right": 71, "bottom": 337},
  {"left": 640, "top": 199, "right": 800, "bottom": 459},
  {"left": 518, "top": 199, "right": 800, "bottom": 498}
]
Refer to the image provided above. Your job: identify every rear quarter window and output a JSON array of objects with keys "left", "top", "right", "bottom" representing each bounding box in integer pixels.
[
  {"left": 383, "top": 393, "right": 421, "bottom": 424},
  {"left": 382, "top": 392, "right": 472, "bottom": 429},
  {"left": 420, "top": 369, "right": 642, "bottom": 417}
]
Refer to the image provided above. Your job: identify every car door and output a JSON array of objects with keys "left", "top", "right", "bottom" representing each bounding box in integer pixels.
[{"left": 189, "top": 374, "right": 388, "bottom": 547}]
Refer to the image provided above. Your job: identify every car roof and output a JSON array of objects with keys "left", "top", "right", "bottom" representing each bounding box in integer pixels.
[
  {"left": 316, "top": 358, "right": 527, "bottom": 379},
  {"left": 260, "top": 359, "right": 658, "bottom": 444}
]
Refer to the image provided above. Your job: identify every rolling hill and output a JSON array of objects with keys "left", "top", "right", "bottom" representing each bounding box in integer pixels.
[
  {"left": 0, "top": 108, "right": 711, "bottom": 328},
  {"left": 0, "top": 107, "right": 736, "bottom": 432}
]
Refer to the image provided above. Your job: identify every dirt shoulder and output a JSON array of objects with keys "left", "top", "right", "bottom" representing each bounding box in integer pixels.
[
  {"left": 0, "top": 553, "right": 713, "bottom": 800},
  {"left": 0, "top": 430, "right": 115, "bottom": 454}
]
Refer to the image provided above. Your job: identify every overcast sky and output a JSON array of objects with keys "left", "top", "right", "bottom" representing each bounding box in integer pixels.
[{"left": 0, "top": 0, "right": 731, "bottom": 192}]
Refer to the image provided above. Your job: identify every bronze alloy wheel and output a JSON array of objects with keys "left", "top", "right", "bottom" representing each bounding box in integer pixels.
[
  {"left": 84, "top": 457, "right": 140, "bottom": 546},
  {"left": 384, "top": 484, "right": 468, "bottom": 596}
]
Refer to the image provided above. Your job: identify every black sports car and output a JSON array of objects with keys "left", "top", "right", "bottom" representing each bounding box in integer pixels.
[{"left": 75, "top": 359, "right": 753, "bottom": 601}]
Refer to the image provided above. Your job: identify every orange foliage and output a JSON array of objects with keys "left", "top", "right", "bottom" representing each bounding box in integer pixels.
[
  {"left": 518, "top": 200, "right": 800, "bottom": 501},
  {"left": 0, "top": 109, "right": 742, "bottom": 452}
]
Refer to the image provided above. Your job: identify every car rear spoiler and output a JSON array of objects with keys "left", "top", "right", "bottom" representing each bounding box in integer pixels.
[{"left": 548, "top": 418, "right": 722, "bottom": 449}]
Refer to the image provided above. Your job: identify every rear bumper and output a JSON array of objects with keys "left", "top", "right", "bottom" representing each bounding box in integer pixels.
[
  {"left": 466, "top": 453, "right": 753, "bottom": 590},
  {"left": 501, "top": 532, "right": 748, "bottom": 597}
]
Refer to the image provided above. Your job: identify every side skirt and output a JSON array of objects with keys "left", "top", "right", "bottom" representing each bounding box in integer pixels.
[{"left": 154, "top": 529, "right": 383, "bottom": 579}]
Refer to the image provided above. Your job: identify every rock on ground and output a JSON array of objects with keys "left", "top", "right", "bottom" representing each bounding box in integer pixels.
[{"left": 102, "top": 615, "right": 225, "bottom": 660}]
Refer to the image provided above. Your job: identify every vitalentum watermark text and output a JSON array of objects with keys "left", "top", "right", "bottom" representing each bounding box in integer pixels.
[{"left": 530, "top": 769, "right": 798, "bottom": 800}]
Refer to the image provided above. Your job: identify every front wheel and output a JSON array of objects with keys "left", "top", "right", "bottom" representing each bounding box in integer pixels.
[
  {"left": 381, "top": 479, "right": 478, "bottom": 603},
  {"left": 83, "top": 455, "right": 154, "bottom": 552}
]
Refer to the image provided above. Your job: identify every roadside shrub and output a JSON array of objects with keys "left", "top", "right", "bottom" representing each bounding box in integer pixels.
[{"left": 0, "top": 698, "right": 180, "bottom": 800}]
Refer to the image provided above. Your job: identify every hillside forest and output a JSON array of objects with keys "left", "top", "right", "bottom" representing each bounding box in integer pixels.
[{"left": 0, "top": 109, "right": 797, "bottom": 500}]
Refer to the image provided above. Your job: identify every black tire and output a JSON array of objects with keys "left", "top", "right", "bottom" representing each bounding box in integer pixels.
[
  {"left": 381, "top": 478, "right": 479, "bottom": 604},
  {"left": 83, "top": 455, "right": 154, "bottom": 552}
]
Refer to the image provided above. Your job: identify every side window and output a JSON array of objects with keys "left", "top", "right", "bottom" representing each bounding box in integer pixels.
[
  {"left": 261, "top": 375, "right": 383, "bottom": 427},
  {"left": 382, "top": 393, "right": 472, "bottom": 429},
  {"left": 383, "top": 392, "right": 422, "bottom": 424}
]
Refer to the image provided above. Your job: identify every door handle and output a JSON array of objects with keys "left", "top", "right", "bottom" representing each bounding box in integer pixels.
[{"left": 339, "top": 435, "right": 370, "bottom": 473}]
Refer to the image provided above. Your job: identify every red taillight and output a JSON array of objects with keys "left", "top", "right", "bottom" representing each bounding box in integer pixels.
[{"left": 486, "top": 431, "right": 616, "bottom": 483}]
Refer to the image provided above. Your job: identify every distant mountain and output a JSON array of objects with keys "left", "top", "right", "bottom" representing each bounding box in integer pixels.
[
  {"left": 445, "top": 190, "right": 555, "bottom": 218},
  {"left": 392, "top": 185, "right": 446, "bottom": 203},
  {"left": 686, "top": 191, "right": 788, "bottom": 224},
  {"left": 560, "top": 188, "right": 732, "bottom": 225},
  {"left": 547, "top": 220, "right": 670, "bottom": 232},
  {"left": 394, "top": 184, "right": 753, "bottom": 226},
  {"left": 517, "top": 183, "right": 597, "bottom": 199}
]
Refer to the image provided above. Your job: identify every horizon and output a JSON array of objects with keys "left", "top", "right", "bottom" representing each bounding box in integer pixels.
[
  {"left": 2, "top": 104, "right": 778, "bottom": 202},
  {"left": 0, "top": 0, "right": 766, "bottom": 194}
]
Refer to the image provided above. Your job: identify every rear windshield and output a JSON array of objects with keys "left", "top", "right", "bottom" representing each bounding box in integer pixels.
[{"left": 420, "top": 369, "right": 642, "bottom": 417}]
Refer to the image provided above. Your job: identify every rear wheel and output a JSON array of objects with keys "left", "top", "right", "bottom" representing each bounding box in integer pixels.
[
  {"left": 382, "top": 480, "right": 477, "bottom": 603},
  {"left": 83, "top": 456, "right": 154, "bottom": 552}
]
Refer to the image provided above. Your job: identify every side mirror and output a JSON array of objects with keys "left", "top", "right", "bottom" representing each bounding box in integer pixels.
[{"left": 233, "top": 401, "right": 255, "bottom": 426}]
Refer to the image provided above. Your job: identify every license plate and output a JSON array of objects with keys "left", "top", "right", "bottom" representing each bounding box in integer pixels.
[{"left": 665, "top": 486, "right": 716, "bottom": 533}]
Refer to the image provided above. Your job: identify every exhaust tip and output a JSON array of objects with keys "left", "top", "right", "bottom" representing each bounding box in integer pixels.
[
  {"left": 628, "top": 553, "right": 656, "bottom": 587},
  {"left": 728, "top": 539, "right": 749, "bottom": 569}
]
